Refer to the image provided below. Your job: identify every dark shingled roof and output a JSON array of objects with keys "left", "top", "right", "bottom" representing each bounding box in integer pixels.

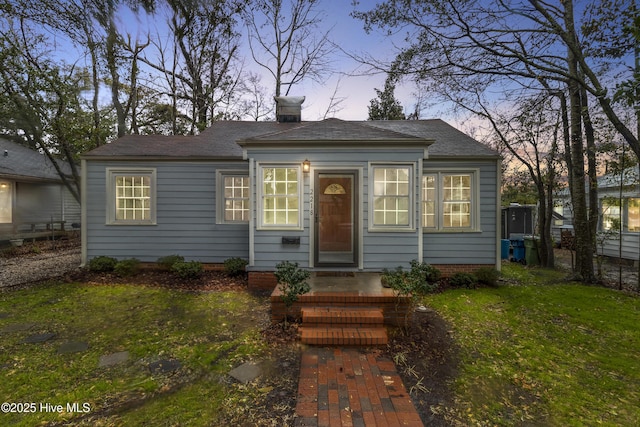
[
  {"left": 0, "top": 138, "right": 72, "bottom": 182},
  {"left": 83, "top": 118, "right": 498, "bottom": 159}
]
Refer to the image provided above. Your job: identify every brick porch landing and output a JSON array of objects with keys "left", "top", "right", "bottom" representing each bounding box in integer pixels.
[
  {"left": 294, "top": 347, "right": 424, "bottom": 426},
  {"left": 271, "top": 273, "right": 411, "bottom": 346}
]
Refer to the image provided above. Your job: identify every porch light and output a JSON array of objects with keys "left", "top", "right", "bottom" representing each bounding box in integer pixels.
[{"left": 302, "top": 159, "right": 311, "bottom": 173}]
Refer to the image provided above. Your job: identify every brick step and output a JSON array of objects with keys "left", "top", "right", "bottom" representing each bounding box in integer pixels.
[
  {"left": 299, "top": 326, "right": 388, "bottom": 347},
  {"left": 300, "top": 307, "right": 384, "bottom": 325}
]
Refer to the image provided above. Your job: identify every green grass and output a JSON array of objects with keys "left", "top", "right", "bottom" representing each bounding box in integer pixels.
[
  {"left": 425, "top": 263, "right": 640, "bottom": 426},
  {"left": 0, "top": 282, "right": 269, "bottom": 426}
]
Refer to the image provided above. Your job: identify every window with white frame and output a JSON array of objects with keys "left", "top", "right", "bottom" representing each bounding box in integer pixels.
[
  {"left": 220, "top": 173, "right": 249, "bottom": 222},
  {"left": 372, "top": 165, "right": 412, "bottom": 228},
  {"left": 260, "top": 166, "right": 300, "bottom": 228},
  {"left": 0, "top": 181, "right": 11, "bottom": 223},
  {"left": 600, "top": 199, "right": 621, "bottom": 231},
  {"left": 107, "top": 169, "right": 156, "bottom": 224},
  {"left": 600, "top": 198, "right": 640, "bottom": 232},
  {"left": 422, "top": 171, "right": 477, "bottom": 231}
]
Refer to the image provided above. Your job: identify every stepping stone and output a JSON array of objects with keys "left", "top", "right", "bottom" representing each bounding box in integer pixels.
[
  {"left": 98, "top": 351, "right": 129, "bottom": 368},
  {"left": 1, "top": 322, "right": 36, "bottom": 333},
  {"left": 22, "top": 333, "right": 56, "bottom": 343},
  {"left": 229, "top": 361, "right": 263, "bottom": 384},
  {"left": 149, "top": 359, "right": 181, "bottom": 375},
  {"left": 57, "top": 341, "right": 89, "bottom": 354}
]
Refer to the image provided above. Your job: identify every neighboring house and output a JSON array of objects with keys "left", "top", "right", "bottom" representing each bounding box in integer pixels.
[
  {"left": 81, "top": 97, "right": 501, "bottom": 287},
  {"left": 0, "top": 138, "right": 80, "bottom": 242},
  {"left": 553, "top": 167, "right": 640, "bottom": 262}
]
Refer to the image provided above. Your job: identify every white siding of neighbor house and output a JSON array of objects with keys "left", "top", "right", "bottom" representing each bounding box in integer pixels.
[
  {"left": 422, "top": 160, "right": 499, "bottom": 266},
  {"left": 84, "top": 160, "right": 249, "bottom": 263},
  {"left": 554, "top": 186, "right": 640, "bottom": 262}
]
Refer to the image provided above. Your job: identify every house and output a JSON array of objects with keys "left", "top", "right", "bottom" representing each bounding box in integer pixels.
[
  {"left": 81, "top": 97, "right": 501, "bottom": 288},
  {"left": 0, "top": 138, "right": 80, "bottom": 242},
  {"left": 554, "top": 167, "right": 640, "bottom": 263}
]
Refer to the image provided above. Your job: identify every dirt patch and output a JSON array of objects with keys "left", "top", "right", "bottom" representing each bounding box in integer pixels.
[{"left": 382, "top": 310, "right": 458, "bottom": 426}]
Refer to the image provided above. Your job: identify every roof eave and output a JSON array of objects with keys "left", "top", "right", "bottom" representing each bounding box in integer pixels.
[
  {"left": 237, "top": 138, "right": 436, "bottom": 148},
  {"left": 81, "top": 155, "right": 244, "bottom": 161}
]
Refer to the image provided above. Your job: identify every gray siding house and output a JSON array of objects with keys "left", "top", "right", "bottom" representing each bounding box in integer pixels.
[
  {"left": 0, "top": 138, "right": 80, "bottom": 242},
  {"left": 81, "top": 98, "right": 501, "bottom": 286}
]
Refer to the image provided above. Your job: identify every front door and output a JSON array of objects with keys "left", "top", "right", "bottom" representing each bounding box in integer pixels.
[{"left": 315, "top": 171, "right": 357, "bottom": 266}]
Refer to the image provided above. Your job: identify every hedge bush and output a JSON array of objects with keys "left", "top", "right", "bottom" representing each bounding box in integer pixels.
[
  {"left": 88, "top": 256, "right": 118, "bottom": 272},
  {"left": 224, "top": 257, "right": 248, "bottom": 277},
  {"left": 171, "top": 261, "right": 204, "bottom": 280},
  {"left": 114, "top": 258, "right": 140, "bottom": 277}
]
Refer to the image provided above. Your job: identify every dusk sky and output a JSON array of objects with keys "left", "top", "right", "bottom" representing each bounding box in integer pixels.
[{"left": 114, "top": 0, "right": 429, "bottom": 123}]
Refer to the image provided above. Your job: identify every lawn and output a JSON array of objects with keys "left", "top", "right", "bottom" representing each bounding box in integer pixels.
[
  {"left": 0, "top": 280, "right": 294, "bottom": 426},
  {"left": 1, "top": 265, "right": 639, "bottom": 426},
  {"left": 424, "top": 264, "right": 640, "bottom": 426}
]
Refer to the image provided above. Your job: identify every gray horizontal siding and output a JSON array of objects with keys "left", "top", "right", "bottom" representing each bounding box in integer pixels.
[
  {"left": 14, "top": 183, "right": 72, "bottom": 231},
  {"left": 422, "top": 160, "right": 498, "bottom": 266},
  {"left": 85, "top": 160, "right": 248, "bottom": 263}
]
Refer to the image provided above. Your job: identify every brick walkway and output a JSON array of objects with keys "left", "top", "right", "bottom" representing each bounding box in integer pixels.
[{"left": 295, "top": 347, "right": 424, "bottom": 426}]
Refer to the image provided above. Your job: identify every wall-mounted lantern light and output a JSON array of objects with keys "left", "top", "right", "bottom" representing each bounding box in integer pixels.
[{"left": 302, "top": 159, "right": 311, "bottom": 173}]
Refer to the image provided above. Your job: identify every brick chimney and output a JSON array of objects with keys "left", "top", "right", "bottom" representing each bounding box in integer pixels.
[{"left": 275, "top": 96, "right": 305, "bottom": 123}]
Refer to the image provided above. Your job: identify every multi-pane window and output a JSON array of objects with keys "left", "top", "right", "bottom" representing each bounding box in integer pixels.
[
  {"left": 223, "top": 175, "right": 249, "bottom": 222},
  {"left": 108, "top": 169, "right": 155, "bottom": 224},
  {"left": 261, "top": 167, "right": 300, "bottom": 227},
  {"left": 443, "top": 175, "right": 471, "bottom": 228},
  {"left": 0, "top": 181, "right": 11, "bottom": 223},
  {"left": 372, "top": 166, "right": 411, "bottom": 227},
  {"left": 422, "top": 172, "right": 475, "bottom": 230},
  {"left": 422, "top": 175, "right": 436, "bottom": 228},
  {"left": 116, "top": 176, "right": 151, "bottom": 220}
]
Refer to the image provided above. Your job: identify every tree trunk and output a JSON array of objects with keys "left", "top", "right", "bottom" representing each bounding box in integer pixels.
[{"left": 565, "top": 1, "right": 594, "bottom": 282}]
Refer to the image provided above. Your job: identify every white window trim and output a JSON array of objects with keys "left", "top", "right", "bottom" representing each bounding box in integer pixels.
[
  {"left": 216, "top": 170, "right": 250, "bottom": 224},
  {"left": 368, "top": 163, "right": 415, "bottom": 232},
  {"left": 422, "top": 169, "right": 481, "bottom": 233},
  {"left": 0, "top": 180, "right": 13, "bottom": 224},
  {"left": 257, "top": 163, "right": 303, "bottom": 230},
  {"left": 106, "top": 168, "right": 157, "bottom": 225}
]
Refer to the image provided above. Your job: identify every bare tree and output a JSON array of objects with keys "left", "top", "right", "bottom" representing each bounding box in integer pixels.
[
  {"left": 353, "top": 0, "right": 637, "bottom": 282},
  {"left": 245, "top": 0, "right": 336, "bottom": 97},
  {"left": 141, "top": 0, "right": 246, "bottom": 133}
]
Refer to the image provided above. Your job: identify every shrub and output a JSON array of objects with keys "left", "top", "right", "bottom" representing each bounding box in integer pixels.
[
  {"left": 385, "top": 261, "right": 440, "bottom": 333},
  {"left": 171, "top": 260, "right": 204, "bottom": 280},
  {"left": 408, "top": 260, "right": 441, "bottom": 293},
  {"left": 274, "top": 261, "right": 311, "bottom": 328},
  {"left": 157, "top": 255, "right": 185, "bottom": 270},
  {"left": 224, "top": 257, "right": 248, "bottom": 277},
  {"left": 88, "top": 256, "right": 118, "bottom": 272},
  {"left": 114, "top": 258, "right": 140, "bottom": 277},
  {"left": 450, "top": 272, "right": 478, "bottom": 289},
  {"left": 475, "top": 267, "right": 500, "bottom": 287}
]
